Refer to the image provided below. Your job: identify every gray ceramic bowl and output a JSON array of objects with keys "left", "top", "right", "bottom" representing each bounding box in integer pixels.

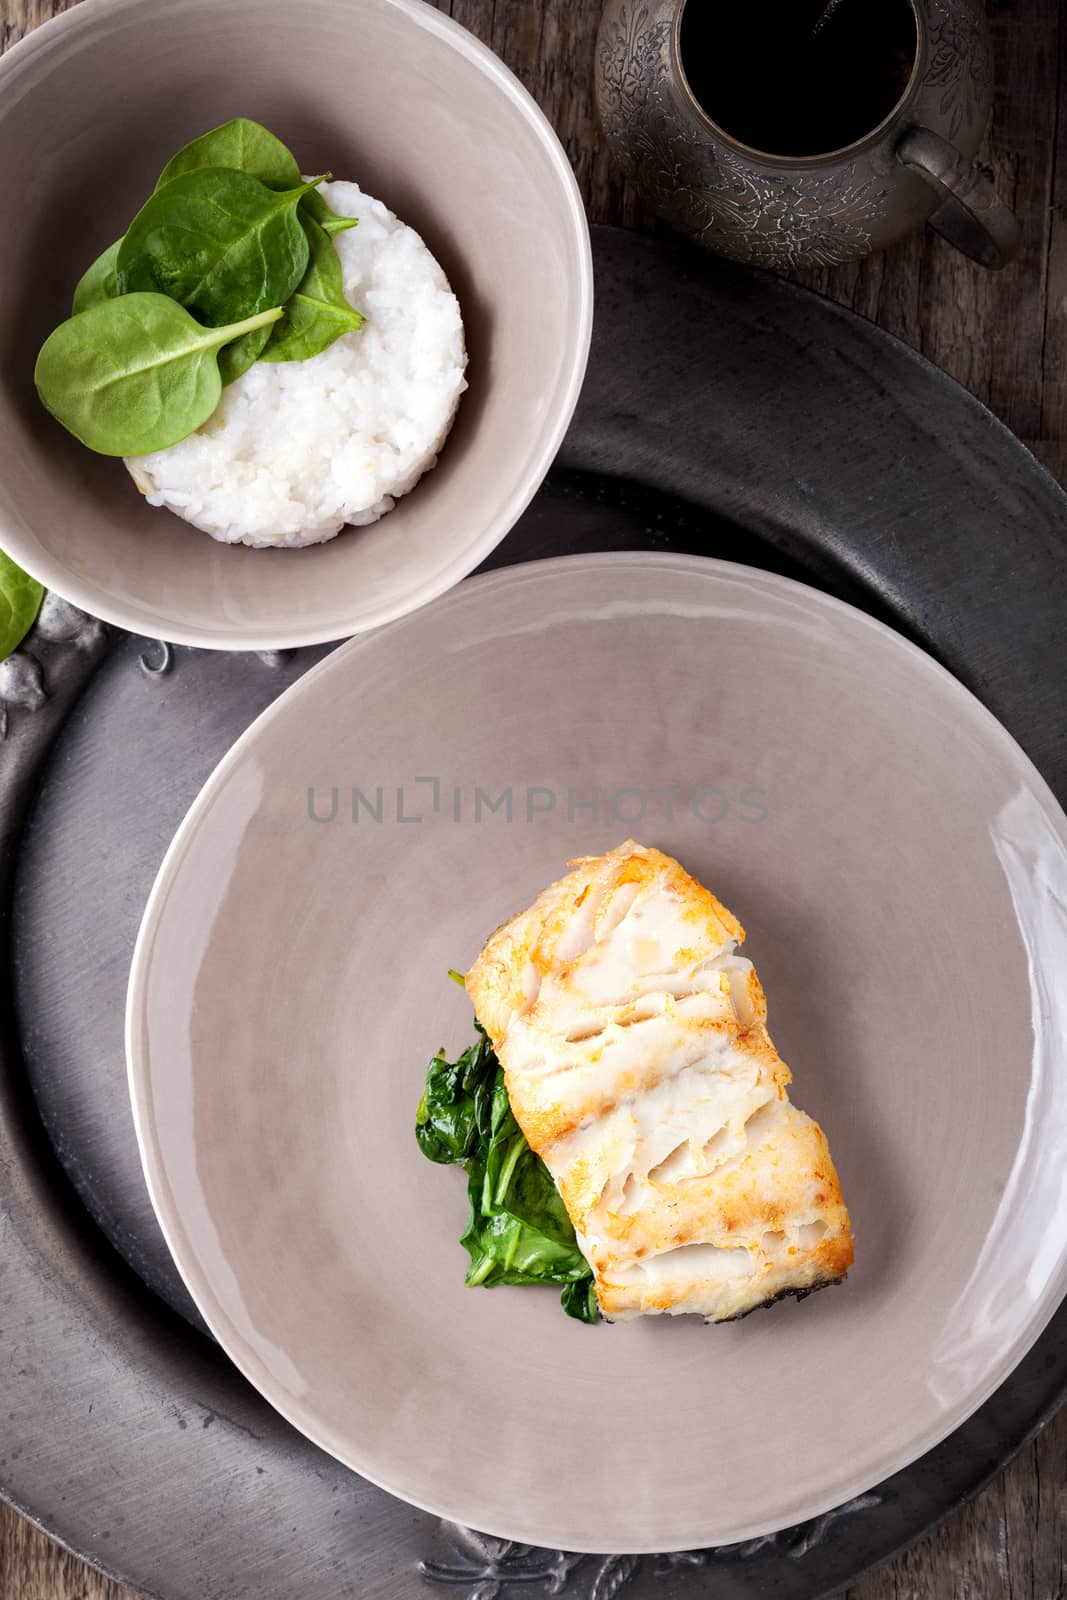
[{"left": 0, "top": 0, "right": 592, "bottom": 649}]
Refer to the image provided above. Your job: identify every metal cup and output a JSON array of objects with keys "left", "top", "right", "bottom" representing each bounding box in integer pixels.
[{"left": 595, "top": 0, "right": 1020, "bottom": 270}]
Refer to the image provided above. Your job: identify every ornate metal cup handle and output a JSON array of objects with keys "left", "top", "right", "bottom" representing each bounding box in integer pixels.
[{"left": 896, "top": 127, "right": 1021, "bottom": 270}]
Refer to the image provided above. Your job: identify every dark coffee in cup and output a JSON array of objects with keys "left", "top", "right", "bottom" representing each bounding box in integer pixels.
[{"left": 679, "top": 0, "right": 918, "bottom": 158}]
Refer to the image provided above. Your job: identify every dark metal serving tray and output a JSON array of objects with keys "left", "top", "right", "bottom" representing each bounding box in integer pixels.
[{"left": 2, "top": 226, "right": 1065, "bottom": 1600}]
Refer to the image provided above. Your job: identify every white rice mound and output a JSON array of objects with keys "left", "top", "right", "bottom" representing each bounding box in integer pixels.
[{"left": 125, "top": 180, "right": 468, "bottom": 548}]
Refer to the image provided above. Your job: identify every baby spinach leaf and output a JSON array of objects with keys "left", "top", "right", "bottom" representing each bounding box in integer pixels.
[
  {"left": 0, "top": 548, "right": 45, "bottom": 664},
  {"left": 117, "top": 168, "right": 323, "bottom": 328},
  {"left": 72, "top": 238, "right": 123, "bottom": 314},
  {"left": 260, "top": 213, "right": 363, "bottom": 363},
  {"left": 76, "top": 237, "right": 271, "bottom": 386},
  {"left": 416, "top": 1025, "right": 497, "bottom": 1165},
  {"left": 218, "top": 321, "right": 275, "bottom": 386},
  {"left": 156, "top": 116, "right": 302, "bottom": 191},
  {"left": 481, "top": 1075, "right": 581, "bottom": 1252},
  {"left": 34, "top": 293, "right": 283, "bottom": 457},
  {"left": 560, "top": 1277, "right": 600, "bottom": 1324},
  {"left": 416, "top": 1022, "right": 598, "bottom": 1323},
  {"left": 461, "top": 1174, "right": 590, "bottom": 1287},
  {"left": 77, "top": 119, "right": 305, "bottom": 321},
  {"left": 71, "top": 121, "right": 356, "bottom": 377},
  {"left": 305, "top": 194, "right": 359, "bottom": 237},
  {"left": 156, "top": 117, "right": 357, "bottom": 239}
]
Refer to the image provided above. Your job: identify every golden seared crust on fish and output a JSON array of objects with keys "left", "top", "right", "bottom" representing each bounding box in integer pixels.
[{"left": 466, "top": 841, "right": 854, "bottom": 1323}]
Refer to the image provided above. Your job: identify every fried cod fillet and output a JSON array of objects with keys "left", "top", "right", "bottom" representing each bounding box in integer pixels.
[{"left": 466, "top": 841, "right": 854, "bottom": 1321}]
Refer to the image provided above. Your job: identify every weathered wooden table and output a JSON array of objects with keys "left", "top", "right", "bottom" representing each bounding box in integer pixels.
[{"left": 1, "top": 0, "right": 1065, "bottom": 1596}]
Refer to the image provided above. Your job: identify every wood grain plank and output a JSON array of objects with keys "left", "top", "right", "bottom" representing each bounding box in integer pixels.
[
  {"left": 978, "top": 0, "right": 1060, "bottom": 440},
  {"left": 0, "top": 1500, "right": 127, "bottom": 1600},
  {"left": 0, "top": 0, "right": 77, "bottom": 46},
  {"left": 791, "top": 0, "right": 1062, "bottom": 427},
  {"left": 1038, "top": 0, "right": 1067, "bottom": 474},
  {"left": 0, "top": 0, "right": 1064, "bottom": 1597}
]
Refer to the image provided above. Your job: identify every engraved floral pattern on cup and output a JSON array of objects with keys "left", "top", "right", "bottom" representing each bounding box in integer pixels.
[
  {"left": 674, "top": 155, "right": 890, "bottom": 269},
  {"left": 597, "top": 3, "right": 671, "bottom": 121},
  {"left": 924, "top": 0, "right": 990, "bottom": 144}
]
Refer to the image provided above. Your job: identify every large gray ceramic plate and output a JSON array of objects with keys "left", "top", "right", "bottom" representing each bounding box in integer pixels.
[
  {"left": 3, "top": 228, "right": 1067, "bottom": 1596},
  {"left": 125, "top": 552, "right": 1067, "bottom": 1555}
]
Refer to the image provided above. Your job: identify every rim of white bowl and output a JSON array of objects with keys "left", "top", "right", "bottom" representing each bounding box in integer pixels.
[{"left": 0, "top": 0, "right": 594, "bottom": 652}]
